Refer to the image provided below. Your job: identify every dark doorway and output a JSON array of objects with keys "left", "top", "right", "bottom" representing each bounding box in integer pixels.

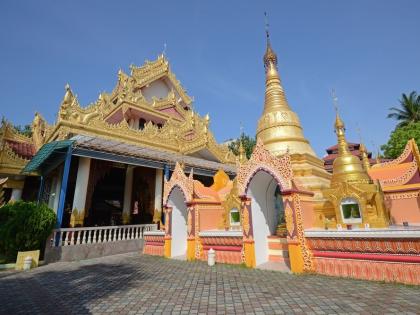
[{"left": 86, "top": 166, "right": 125, "bottom": 226}]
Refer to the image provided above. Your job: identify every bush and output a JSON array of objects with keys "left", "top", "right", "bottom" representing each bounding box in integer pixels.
[{"left": 0, "top": 201, "right": 56, "bottom": 260}]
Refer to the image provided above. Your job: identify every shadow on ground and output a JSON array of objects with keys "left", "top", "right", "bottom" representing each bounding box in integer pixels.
[{"left": 0, "top": 256, "right": 147, "bottom": 314}]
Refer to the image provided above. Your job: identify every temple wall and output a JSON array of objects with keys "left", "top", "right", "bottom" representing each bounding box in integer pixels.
[
  {"left": 386, "top": 195, "right": 420, "bottom": 225},
  {"left": 300, "top": 198, "right": 316, "bottom": 229},
  {"left": 199, "top": 232, "right": 243, "bottom": 264},
  {"left": 143, "top": 232, "right": 165, "bottom": 256},
  {"left": 198, "top": 206, "right": 225, "bottom": 231},
  {"left": 141, "top": 79, "right": 170, "bottom": 102},
  {"left": 45, "top": 239, "right": 144, "bottom": 263},
  {"left": 305, "top": 234, "right": 420, "bottom": 285}
]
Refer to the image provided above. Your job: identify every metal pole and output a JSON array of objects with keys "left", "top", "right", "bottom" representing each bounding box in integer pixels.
[
  {"left": 56, "top": 146, "right": 72, "bottom": 228},
  {"left": 37, "top": 175, "right": 44, "bottom": 205}
]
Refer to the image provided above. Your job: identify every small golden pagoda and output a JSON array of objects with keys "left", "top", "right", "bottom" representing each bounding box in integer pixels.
[
  {"left": 319, "top": 112, "right": 390, "bottom": 229},
  {"left": 256, "top": 29, "right": 330, "bottom": 197}
]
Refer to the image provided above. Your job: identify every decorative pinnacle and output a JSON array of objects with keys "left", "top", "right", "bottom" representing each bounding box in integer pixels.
[
  {"left": 264, "top": 12, "right": 270, "bottom": 44},
  {"left": 263, "top": 12, "right": 277, "bottom": 69},
  {"left": 332, "top": 89, "right": 344, "bottom": 130}
]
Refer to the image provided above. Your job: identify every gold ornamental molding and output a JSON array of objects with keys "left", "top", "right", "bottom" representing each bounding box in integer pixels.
[
  {"left": 163, "top": 162, "right": 194, "bottom": 205},
  {"left": 237, "top": 138, "right": 294, "bottom": 196}
]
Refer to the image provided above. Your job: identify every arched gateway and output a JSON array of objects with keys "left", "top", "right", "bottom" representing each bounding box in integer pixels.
[
  {"left": 162, "top": 163, "right": 194, "bottom": 259},
  {"left": 237, "top": 139, "right": 313, "bottom": 272}
]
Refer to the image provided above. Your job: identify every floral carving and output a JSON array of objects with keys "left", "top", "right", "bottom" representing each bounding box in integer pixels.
[
  {"left": 237, "top": 138, "right": 293, "bottom": 196},
  {"left": 163, "top": 162, "right": 194, "bottom": 205}
]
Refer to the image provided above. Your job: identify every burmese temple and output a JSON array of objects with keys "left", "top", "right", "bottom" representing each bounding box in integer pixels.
[{"left": 1, "top": 26, "right": 420, "bottom": 291}]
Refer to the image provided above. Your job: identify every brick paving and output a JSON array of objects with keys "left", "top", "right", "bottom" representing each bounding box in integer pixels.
[{"left": 0, "top": 253, "right": 419, "bottom": 314}]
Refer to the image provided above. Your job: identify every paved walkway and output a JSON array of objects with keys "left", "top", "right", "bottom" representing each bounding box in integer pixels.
[{"left": 0, "top": 253, "right": 419, "bottom": 314}]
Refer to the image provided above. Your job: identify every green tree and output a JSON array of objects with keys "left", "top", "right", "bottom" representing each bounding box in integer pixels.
[
  {"left": 13, "top": 124, "right": 33, "bottom": 137},
  {"left": 387, "top": 91, "right": 420, "bottom": 128},
  {"left": 228, "top": 134, "right": 256, "bottom": 159},
  {"left": 0, "top": 202, "right": 56, "bottom": 260},
  {"left": 381, "top": 122, "right": 420, "bottom": 159}
]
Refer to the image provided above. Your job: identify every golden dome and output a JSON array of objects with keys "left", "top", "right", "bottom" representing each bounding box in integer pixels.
[{"left": 331, "top": 113, "right": 372, "bottom": 185}]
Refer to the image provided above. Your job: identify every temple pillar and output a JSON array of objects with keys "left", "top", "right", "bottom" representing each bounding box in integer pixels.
[
  {"left": 57, "top": 146, "right": 72, "bottom": 228},
  {"left": 153, "top": 169, "right": 163, "bottom": 223},
  {"left": 282, "top": 191, "right": 314, "bottom": 274},
  {"left": 10, "top": 188, "right": 22, "bottom": 201},
  {"left": 241, "top": 197, "right": 256, "bottom": 268},
  {"left": 52, "top": 168, "right": 63, "bottom": 213},
  {"left": 164, "top": 206, "right": 172, "bottom": 258},
  {"left": 186, "top": 205, "right": 195, "bottom": 261},
  {"left": 122, "top": 166, "right": 134, "bottom": 224},
  {"left": 70, "top": 157, "right": 91, "bottom": 227}
]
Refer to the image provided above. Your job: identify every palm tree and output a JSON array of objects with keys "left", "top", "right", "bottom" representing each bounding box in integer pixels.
[{"left": 387, "top": 91, "right": 420, "bottom": 128}]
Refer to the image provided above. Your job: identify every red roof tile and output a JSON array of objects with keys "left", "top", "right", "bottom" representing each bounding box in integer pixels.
[{"left": 6, "top": 140, "right": 36, "bottom": 160}]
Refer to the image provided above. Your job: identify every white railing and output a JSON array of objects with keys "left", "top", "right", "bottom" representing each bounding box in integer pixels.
[{"left": 50, "top": 224, "right": 157, "bottom": 247}]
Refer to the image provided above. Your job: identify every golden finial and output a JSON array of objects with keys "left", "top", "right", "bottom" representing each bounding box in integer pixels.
[
  {"left": 376, "top": 149, "right": 382, "bottom": 164},
  {"left": 62, "top": 83, "right": 73, "bottom": 105},
  {"left": 238, "top": 122, "right": 247, "bottom": 163},
  {"left": 163, "top": 43, "right": 167, "bottom": 56},
  {"left": 359, "top": 143, "right": 371, "bottom": 170},
  {"left": 263, "top": 12, "right": 277, "bottom": 70},
  {"left": 332, "top": 89, "right": 345, "bottom": 130},
  {"left": 356, "top": 125, "right": 371, "bottom": 170}
]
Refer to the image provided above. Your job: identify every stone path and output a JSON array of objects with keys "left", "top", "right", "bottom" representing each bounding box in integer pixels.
[{"left": 0, "top": 253, "right": 419, "bottom": 314}]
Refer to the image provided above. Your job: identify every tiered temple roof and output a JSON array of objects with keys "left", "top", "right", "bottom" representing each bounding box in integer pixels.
[{"left": 0, "top": 120, "right": 36, "bottom": 176}]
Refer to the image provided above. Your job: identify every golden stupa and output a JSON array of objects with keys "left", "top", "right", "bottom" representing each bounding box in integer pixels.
[
  {"left": 330, "top": 113, "right": 371, "bottom": 186},
  {"left": 256, "top": 30, "right": 330, "bottom": 196},
  {"left": 319, "top": 111, "right": 390, "bottom": 228}
]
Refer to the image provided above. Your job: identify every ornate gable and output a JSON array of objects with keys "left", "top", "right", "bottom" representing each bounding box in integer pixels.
[
  {"left": 369, "top": 139, "right": 420, "bottom": 188},
  {"left": 0, "top": 120, "right": 36, "bottom": 175},
  {"left": 43, "top": 57, "right": 236, "bottom": 164}
]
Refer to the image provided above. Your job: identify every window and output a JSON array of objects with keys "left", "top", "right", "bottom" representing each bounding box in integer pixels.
[
  {"left": 229, "top": 208, "right": 240, "bottom": 229},
  {"left": 340, "top": 197, "right": 362, "bottom": 224}
]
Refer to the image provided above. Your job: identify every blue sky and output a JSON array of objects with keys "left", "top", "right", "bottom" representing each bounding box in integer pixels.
[{"left": 1, "top": 1, "right": 419, "bottom": 157}]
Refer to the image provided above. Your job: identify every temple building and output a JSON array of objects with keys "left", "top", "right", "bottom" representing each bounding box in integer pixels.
[
  {"left": 17, "top": 55, "right": 236, "bottom": 229},
  {"left": 0, "top": 25, "right": 419, "bottom": 285}
]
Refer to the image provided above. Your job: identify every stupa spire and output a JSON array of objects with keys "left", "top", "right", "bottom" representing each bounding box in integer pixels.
[
  {"left": 256, "top": 14, "right": 316, "bottom": 157},
  {"left": 330, "top": 94, "right": 371, "bottom": 185},
  {"left": 262, "top": 12, "right": 289, "bottom": 112}
]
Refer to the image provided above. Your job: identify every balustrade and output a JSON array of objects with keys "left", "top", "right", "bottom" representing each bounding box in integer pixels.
[{"left": 50, "top": 224, "right": 157, "bottom": 247}]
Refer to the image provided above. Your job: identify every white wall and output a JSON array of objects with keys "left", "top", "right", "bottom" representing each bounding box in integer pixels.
[
  {"left": 168, "top": 187, "right": 188, "bottom": 258},
  {"left": 248, "top": 171, "right": 278, "bottom": 266},
  {"left": 142, "top": 79, "right": 170, "bottom": 102}
]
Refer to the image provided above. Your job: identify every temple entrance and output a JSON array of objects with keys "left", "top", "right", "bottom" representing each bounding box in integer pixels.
[
  {"left": 247, "top": 170, "right": 284, "bottom": 266},
  {"left": 87, "top": 166, "right": 125, "bottom": 226},
  {"left": 168, "top": 186, "right": 188, "bottom": 258},
  {"left": 131, "top": 167, "right": 156, "bottom": 224}
]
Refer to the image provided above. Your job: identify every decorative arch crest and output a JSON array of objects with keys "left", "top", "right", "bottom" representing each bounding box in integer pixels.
[
  {"left": 163, "top": 162, "right": 194, "bottom": 205},
  {"left": 237, "top": 138, "right": 294, "bottom": 196}
]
